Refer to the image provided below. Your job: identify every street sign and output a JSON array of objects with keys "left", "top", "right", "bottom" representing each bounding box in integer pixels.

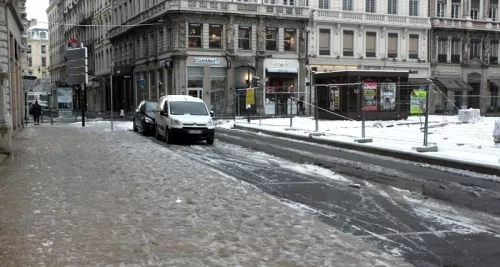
[
  {"left": 65, "top": 47, "right": 88, "bottom": 85},
  {"left": 246, "top": 88, "right": 255, "bottom": 105},
  {"left": 139, "top": 79, "right": 145, "bottom": 86}
]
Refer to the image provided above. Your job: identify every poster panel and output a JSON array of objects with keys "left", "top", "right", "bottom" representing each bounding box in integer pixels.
[
  {"left": 380, "top": 82, "right": 397, "bottom": 111},
  {"left": 410, "top": 90, "right": 427, "bottom": 115},
  {"left": 329, "top": 86, "right": 340, "bottom": 111},
  {"left": 363, "top": 81, "right": 378, "bottom": 111}
]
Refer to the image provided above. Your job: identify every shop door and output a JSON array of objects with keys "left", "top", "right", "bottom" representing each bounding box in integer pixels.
[{"left": 188, "top": 89, "right": 203, "bottom": 99}]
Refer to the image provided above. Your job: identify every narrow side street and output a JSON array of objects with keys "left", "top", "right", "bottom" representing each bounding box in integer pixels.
[{"left": 0, "top": 123, "right": 410, "bottom": 267}]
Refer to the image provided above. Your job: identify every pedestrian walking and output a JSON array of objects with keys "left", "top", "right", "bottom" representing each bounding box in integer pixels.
[
  {"left": 297, "top": 96, "right": 306, "bottom": 116},
  {"left": 31, "top": 101, "right": 42, "bottom": 125}
]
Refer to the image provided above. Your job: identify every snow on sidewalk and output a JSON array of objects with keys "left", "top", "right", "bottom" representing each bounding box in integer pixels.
[
  {"left": 0, "top": 122, "right": 411, "bottom": 266},
  {"left": 221, "top": 115, "right": 500, "bottom": 167}
]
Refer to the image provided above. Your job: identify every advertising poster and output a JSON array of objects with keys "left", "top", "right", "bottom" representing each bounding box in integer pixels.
[
  {"left": 363, "top": 81, "right": 378, "bottom": 111},
  {"left": 57, "top": 87, "right": 73, "bottom": 111},
  {"left": 380, "top": 82, "right": 397, "bottom": 111},
  {"left": 329, "top": 86, "right": 340, "bottom": 111},
  {"left": 410, "top": 90, "right": 427, "bottom": 115}
]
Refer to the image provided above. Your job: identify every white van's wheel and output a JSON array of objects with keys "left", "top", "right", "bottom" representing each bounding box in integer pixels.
[{"left": 165, "top": 127, "right": 173, "bottom": 144}]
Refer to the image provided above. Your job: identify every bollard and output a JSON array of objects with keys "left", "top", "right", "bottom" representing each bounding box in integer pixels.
[{"left": 494, "top": 120, "right": 500, "bottom": 144}]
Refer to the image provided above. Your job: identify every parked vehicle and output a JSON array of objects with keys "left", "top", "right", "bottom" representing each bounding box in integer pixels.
[
  {"left": 28, "top": 100, "right": 50, "bottom": 115},
  {"left": 133, "top": 100, "right": 158, "bottom": 135},
  {"left": 155, "top": 95, "right": 215, "bottom": 145}
]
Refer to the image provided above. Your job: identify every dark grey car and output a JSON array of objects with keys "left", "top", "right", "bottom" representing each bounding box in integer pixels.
[{"left": 133, "top": 100, "right": 158, "bottom": 135}]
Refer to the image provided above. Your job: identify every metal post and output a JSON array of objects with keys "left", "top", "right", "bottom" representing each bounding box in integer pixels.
[
  {"left": 309, "top": 68, "right": 312, "bottom": 117},
  {"left": 49, "top": 93, "right": 53, "bottom": 125},
  {"left": 289, "top": 88, "right": 293, "bottom": 128},
  {"left": 81, "top": 84, "right": 85, "bottom": 127},
  {"left": 423, "top": 80, "right": 430, "bottom": 146},
  {"left": 315, "top": 84, "right": 319, "bottom": 132},
  {"left": 258, "top": 87, "right": 261, "bottom": 126},
  {"left": 110, "top": 64, "right": 114, "bottom": 131},
  {"left": 361, "top": 82, "right": 365, "bottom": 138},
  {"left": 233, "top": 91, "right": 236, "bottom": 122},
  {"left": 247, "top": 67, "right": 251, "bottom": 123}
]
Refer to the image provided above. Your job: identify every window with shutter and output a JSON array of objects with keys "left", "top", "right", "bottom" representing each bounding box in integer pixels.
[
  {"left": 365, "top": 32, "right": 376, "bottom": 57},
  {"left": 387, "top": 33, "right": 398, "bottom": 58},
  {"left": 409, "top": 34, "right": 419, "bottom": 59},
  {"left": 319, "top": 29, "right": 331, "bottom": 55},
  {"left": 343, "top": 30, "right": 354, "bottom": 56}
]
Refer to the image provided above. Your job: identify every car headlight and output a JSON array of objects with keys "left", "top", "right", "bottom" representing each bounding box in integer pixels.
[
  {"left": 145, "top": 117, "right": 153, "bottom": 123},
  {"left": 172, "top": 119, "right": 182, "bottom": 126},
  {"left": 207, "top": 118, "right": 214, "bottom": 126}
]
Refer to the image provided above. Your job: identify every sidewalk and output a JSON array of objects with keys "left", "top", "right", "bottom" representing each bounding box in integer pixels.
[{"left": 0, "top": 122, "right": 411, "bottom": 266}]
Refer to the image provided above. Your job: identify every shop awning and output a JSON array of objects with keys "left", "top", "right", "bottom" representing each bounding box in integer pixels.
[
  {"left": 435, "top": 77, "right": 473, "bottom": 91},
  {"left": 489, "top": 79, "right": 500, "bottom": 88},
  {"left": 266, "top": 67, "right": 298, "bottom": 73}
]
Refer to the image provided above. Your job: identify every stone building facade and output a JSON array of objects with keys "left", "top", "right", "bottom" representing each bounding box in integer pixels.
[
  {"left": 0, "top": 0, "right": 27, "bottom": 154},
  {"left": 430, "top": 0, "right": 500, "bottom": 114},
  {"left": 108, "top": 0, "right": 310, "bottom": 115}
]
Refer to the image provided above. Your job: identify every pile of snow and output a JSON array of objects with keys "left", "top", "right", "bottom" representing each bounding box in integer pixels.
[{"left": 458, "top": 109, "right": 480, "bottom": 123}]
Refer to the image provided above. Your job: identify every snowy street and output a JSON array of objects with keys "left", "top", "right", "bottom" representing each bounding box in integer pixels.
[
  {"left": 0, "top": 122, "right": 411, "bottom": 267},
  {"left": 1, "top": 121, "right": 500, "bottom": 267}
]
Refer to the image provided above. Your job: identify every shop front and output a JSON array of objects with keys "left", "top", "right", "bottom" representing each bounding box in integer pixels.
[
  {"left": 186, "top": 56, "right": 228, "bottom": 110},
  {"left": 487, "top": 68, "right": 500, "bottom": 114},
  {"left": 263, "top": 59, "right": 299, "bottom": 116},
  {"left": 432, "top": 66, "right": 473, "bottom": 113}
]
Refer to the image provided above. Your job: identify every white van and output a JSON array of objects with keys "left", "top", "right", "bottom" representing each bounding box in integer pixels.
[{"left": 155, "top": 95, "right": 215, "bottom": 145}]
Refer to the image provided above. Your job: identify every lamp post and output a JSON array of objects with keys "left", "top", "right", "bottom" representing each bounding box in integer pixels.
[
  {"left": 110, "top": 63, "right": 114, "bottom": 131},
  {"left": 304, "top": 26, "right": 311, "bottom": 116}
]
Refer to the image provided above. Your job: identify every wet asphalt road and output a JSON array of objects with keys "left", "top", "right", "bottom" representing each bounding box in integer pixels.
[{"left": 138, "top": 129, "right": 500, "bottom": 267}]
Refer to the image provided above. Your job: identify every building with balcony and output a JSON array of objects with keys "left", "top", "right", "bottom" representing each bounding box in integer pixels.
[
  {"left": 47, "top": 0, "right": 65, "bottom": 85},
  {"left": 430, "top": 0, "right": 500, "bottom": 114},
  {"left": 108, "top": 0, "right": 310, "bottom": 115},
  {"left": 89, "top": 0, "right": 113, "bottom": 113},
  {"left": 310, "top": 0, "right": 431, "bottom": 112},
  {"left": 26, "top": 23, "right": 50, "bottom": 83},
  {"left": 0, "top": 0, "right": 28, "bottom": 154}
]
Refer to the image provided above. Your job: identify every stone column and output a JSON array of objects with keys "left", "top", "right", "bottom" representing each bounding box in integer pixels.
[
  {"left": 484, "top": 0, "right": 491, "bottom": 20},
  {"left": 463, "top": 0, "right": 470, "bottom": 18},
  {"left": 0, "top": 19, "right": 11, "bottom": 153}
]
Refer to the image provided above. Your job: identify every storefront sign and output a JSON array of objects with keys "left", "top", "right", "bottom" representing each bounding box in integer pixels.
[
  {"left": 272, "top": 60, "right": 291, "bottom": 65},
  {"left": 194, "top": 58, "right": 220, "bottom": 65},
  {"left": 363, "top": 81, "right": 378, "bottom": 111},
  {"left": 329, "top": 86, "right": 340, "bottom": 111}
]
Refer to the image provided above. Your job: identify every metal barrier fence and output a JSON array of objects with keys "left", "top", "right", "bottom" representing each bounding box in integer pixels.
[{"left": 235, "top": 81, "right": 500, "bottom": 160}]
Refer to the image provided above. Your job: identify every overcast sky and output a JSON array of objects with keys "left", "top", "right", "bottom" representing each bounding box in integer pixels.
[{"left": 26, "top": 0, "right": 49, "bottom": 27}]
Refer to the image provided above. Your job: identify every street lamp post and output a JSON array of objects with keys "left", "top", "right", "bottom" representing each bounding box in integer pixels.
[
  {"left": 110, "top": 63, "right": 114, "bottom": 131},
  {"left": 304, "top": 26, "right": 311, "bottom": 116}
]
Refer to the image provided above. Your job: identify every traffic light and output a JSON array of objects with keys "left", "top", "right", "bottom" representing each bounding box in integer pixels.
[{"left": 252, "top": 76, "right": 260, "bottom": 88}]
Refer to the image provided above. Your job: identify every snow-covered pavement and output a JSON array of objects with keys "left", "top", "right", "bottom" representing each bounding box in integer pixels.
[
  {"left": 0, "top": 121, "right": 412, "bottom": 266},
  {"left": 222, "top": 115, "right": 500, "bottom": 167}
]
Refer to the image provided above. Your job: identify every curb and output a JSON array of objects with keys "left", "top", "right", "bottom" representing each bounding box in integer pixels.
[{"left": 232, "top": 124, "right": 500, "bottom": 176}]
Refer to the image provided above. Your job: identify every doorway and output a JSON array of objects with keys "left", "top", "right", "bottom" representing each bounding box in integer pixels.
[{"left": 188, "top": 88, "right": 202, "bottom": 99}]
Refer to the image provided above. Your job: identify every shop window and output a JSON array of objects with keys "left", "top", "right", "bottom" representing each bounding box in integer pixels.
[
  {"left": 266, "top": 27, "right": 278, "bottom": 51},
  {"left": 387, "top": 33, "right": 398, "bottom": 58},
  {"left": 365, "top": 32, "right": 376, "bottom": 58},
  {"left": 319, "top": 29, "right": 330, "bottom": 55},
  {"left": 408, "top": 34, "right": 419, "bottom": 59},
  {"left": 343, "top": 30, "right": 354, "bottom": 57},
  {"left": 284, "top": 29, "right": 296, "bottom": 52},
  {"left": 209, "top": 24, "right": 222, "bottom": 49},
  {"left": 149, "top": 71, "right": 157, "bottom": 100},
  {"left": 187, "top": 67, "right": 204, "bottom": 88},
  {"left": 238, "top": 26, "right": 251, "bottom": 50},
  {"left": 211, "top": 67, "right": 226, "bottom": 92},
  {"left": 188, "top": 23, "right": 202, "bottom": 48}
]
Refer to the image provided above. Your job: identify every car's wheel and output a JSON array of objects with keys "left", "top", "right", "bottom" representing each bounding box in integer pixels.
[
  {"left": 165, "top": 127, "right": 173, "bottom": 144},
  {"left": 133, "top": 119, "right": 138, "bottom": 132},
  {"left": 141, "top": 120, "right": 147, "bottom": 136},
  {"left": 155, "top": 124, "right": 161, "bottom": 140},
  {"left": 206, "top": 138, "right": 214, "bottom": 145}
]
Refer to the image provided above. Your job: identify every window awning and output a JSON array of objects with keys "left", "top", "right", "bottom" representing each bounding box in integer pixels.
[
  {"left": 489, "top": 79, "right": 500, "bottom": 88},
  {"left": 408, "top": 78, "right": 428, "bottom": 85},
  {"left": 435, "top": 77, "right": 473, "bottom": 91},
  {"left": 266, "top": 67, "right": 298, "bottom": 73}
]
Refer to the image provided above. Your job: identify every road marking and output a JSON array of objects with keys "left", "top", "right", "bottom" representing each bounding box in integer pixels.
[{"left": 357, "top": 229, "right": 486, "bottom": 239}]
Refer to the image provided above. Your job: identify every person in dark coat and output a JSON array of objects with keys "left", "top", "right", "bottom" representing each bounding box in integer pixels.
[
  {"left": 297, "top": 96, "right": 306, "bottom": 115},
  {"left": 31, "top": 101, "right": 42, "bottom": 125}
]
